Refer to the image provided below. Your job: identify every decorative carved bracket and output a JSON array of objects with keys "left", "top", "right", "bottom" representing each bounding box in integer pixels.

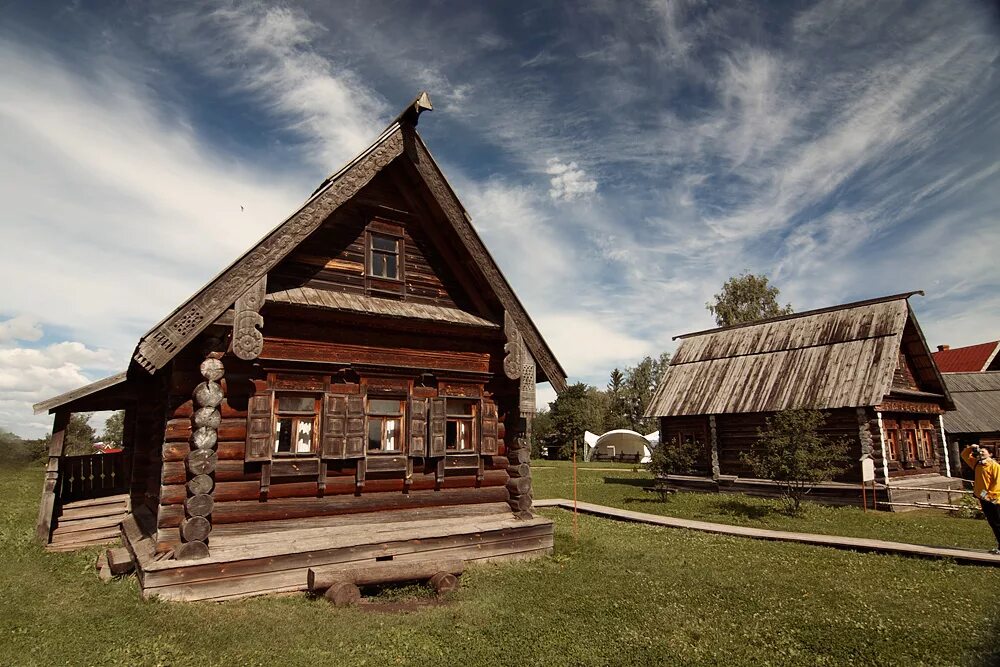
[
  {"left": 503, "top": 311, "right": 522, "bottom": 380},
  {"left": 519, "top": 351, "right": 536, "bottom": 417},
  {"left": 231, "top": 277, "right": 266, "bottom": 361}
]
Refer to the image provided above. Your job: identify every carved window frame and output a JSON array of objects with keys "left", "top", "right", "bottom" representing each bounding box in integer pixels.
[
  {"left": 444, "top": 398, "right": 477, "bottom": 454},
  {"left": 366, "top": 396, "right": 407, "bottom": 455},
  {"left": 272, "top": 393, "right": 321, "bottom": 458},
  {"left": 364, "top": 220, "right": 405, "bottom": 297}
]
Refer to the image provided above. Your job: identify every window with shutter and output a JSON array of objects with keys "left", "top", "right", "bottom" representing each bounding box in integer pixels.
[
  {"left": 480, "top": 399, "right": 499, "bottom": 456},
  {"left": 246, "top": 392, "right": 274, "bottom": 462},
  {"left": 429, "top": 397, "right": 446, "bottom": 457},
  {"left": 320, "top": 395, "right": 348, "bottom": 459},
  {"left": 409, "top": 397, "right": 428, "bottom": 457}
]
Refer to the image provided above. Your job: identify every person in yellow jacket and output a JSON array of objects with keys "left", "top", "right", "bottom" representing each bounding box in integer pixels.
[{"left": 960, "top": 445, "right": 1000, "bottom": 554}]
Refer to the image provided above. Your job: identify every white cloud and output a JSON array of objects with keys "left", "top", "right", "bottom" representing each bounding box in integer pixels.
[
  {"left": 0, "top": 315, "right": 43, "bottom": 343},
  {"left": 544, "top": 158, "right": 598, "bottom": 201},
  {"left": 162, "top": 4, "right": 389, "bottom": 170}
]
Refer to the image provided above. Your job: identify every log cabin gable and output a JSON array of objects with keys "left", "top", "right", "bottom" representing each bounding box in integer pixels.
[
  {"left": 267, "top": 165, "right": 479, "bottom": 314},
  {"left": 131, "top": 93, "right": 567, "bottom": 392},
  {"left": 884, "top": 307, "right": 953, "bottom": 408}
]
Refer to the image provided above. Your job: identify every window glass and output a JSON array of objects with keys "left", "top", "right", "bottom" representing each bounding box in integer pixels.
[
  {"left": 370, "top": 233, "right": 399, "bottom": 279},
  {"left": 447, "top": 420, "right": 472, "bottom": 451},
  {"left": 372, "top": 235, "right": 398, "bottom": 252},
  {"left": 369, "top": 399, "right": 403, "bottom": 415},
  {"left": 446, "top": 399, "right": 474, "bottom": 416},
  {"left": 278, "top": 396, "right": 315, "bottom": 413},
  {"left": 273, "top": 395, "right": 317, "bottom": 456},
  {"left": 367, "top": 398, "right": 405, "bottom": 453}
]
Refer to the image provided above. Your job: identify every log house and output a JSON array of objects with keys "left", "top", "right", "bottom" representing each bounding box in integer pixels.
[
  {"left": 33, "top": 93, "right": 566, "bottom": 600},
  {"left": 644, "top": 292, "right": 959, "bottom": 508}
]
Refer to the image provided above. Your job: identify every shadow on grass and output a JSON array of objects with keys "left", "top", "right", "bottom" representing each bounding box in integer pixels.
[{"left": 602, "top": 477, "right": 653, "bottom": 488}]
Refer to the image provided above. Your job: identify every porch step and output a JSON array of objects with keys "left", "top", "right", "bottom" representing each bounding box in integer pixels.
[{"left": 47, "top": 494, "right": 130, "bottom": 552}]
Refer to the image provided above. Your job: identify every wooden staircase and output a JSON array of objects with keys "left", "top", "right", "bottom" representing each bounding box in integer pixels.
[{"left": 47, "top": 494, "right": 129, "bottom": 552}]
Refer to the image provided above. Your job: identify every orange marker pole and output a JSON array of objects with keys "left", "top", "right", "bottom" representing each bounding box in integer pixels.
[{"left": 573, "top": 439, "right": 579, "bottom": 543}]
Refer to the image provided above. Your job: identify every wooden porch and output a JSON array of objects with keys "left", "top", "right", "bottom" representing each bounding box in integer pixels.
[{"left": 122, "top": 502, "right": 553, "bottom": 602}]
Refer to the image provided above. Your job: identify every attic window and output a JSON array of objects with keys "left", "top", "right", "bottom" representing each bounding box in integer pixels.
[{"left": 369, "top": 233, "right": 400, "bottom": 280}]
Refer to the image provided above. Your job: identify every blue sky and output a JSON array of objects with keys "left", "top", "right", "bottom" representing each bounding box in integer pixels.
[{"left": 2, "top": 0, "right": 999, "bottom": 436}]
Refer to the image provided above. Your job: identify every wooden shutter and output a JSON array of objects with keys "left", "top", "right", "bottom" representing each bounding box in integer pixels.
[
  {"left": 409, "top": 397, "right": 428, "bottom": 457},
  {"left": 345, "top": 394, "right": 366, "bottom": 458},
  {"left": 429, "top": 397, "right": 446, "bottom": 457},
  {"left": 320, "top": 394, "right": 348, "bottom": 459},
  {"left": 480, "top": 399, "right": 499, "bottom": 456},
  {"left": 246, "top": 392, "right": 274, "bottom": 463}
]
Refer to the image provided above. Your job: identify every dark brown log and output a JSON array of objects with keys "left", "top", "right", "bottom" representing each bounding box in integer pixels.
[
  {"left": 308, "top": 558, "right": 464, "bottom": 590},
  {"left": 172, "top": 399, "right": 246, "bottom": 420},
  {"left": 508, "top": 448, "right": 531, "bottom": 465},
  {"left": 187, "top": 474, "right": 214, "bottom": 495},
  {"left": 429, "top": 571, "right": 460, "bottom": 595},
  {"left": 181, "top": 516, "right": 212, "bottom": 542},
  {"left": 157, "top": 486, "right": 509, "bottom": 527},
  {"left": 175, "top": 540, "right": 209, "bottom": 561},
  {"left": 159, "top": 469, "right": 509, "bottom": 506},
  {"left": 324, "top": 581, "right": 361, "bottom": 606},
  {"left": 506, "top": 463, "right": 530, "bottom": 478},
  {"left": 106, "top": 547, "right": 135, "bottom": 576},
  {"left": 506, "top": 476, "right": 531, "bottom": 495},
  {"left": 163, "top": 440, "right": 244, "bottom": 463},
  {"left": 185, "top": 494, "right": 215, "bottom": 517}
]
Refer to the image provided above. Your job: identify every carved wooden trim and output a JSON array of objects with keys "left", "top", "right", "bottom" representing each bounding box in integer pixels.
[
  {"left": 134, "top": 129, "right": 405, "bottom": 372},
  {"left": 231, "top": 276, "right": 266, "bottom": 361},
  {"left": 519, "top": 349, "right": 536, "bottom": 417},
  {"left": 503, "top": 311, "right": 522, "bottom": 380},
  {"left": 406, "top": 131, "right": 567, "bottom": 393}
]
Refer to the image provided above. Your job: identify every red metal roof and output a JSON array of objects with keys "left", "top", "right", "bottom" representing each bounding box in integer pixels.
[{"left": 933, "top": 341, "right": 1000, "bottom": 373}]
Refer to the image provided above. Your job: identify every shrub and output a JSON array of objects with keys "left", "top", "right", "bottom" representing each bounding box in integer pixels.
[
  {"left": 741, "top": 409, "right": 850, "bottom": 513},
  {"left": 646, "top": 437, "right": 701, "bottom": 500}
]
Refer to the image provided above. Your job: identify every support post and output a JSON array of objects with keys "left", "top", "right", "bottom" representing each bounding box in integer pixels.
[
  {"left": 503, "top": 311, "right": 536, "bottom": 518},
  {"left": 36, "top": 410, "right": 69, "bottom": 543},
  {"left": 177, "top": 348, "right": 224, "bottom": 560},
  {"left": 708, "top": 415, "right": 720, "bottom": 480},
  {"left": 938, "top": 415, "right": 952, "bottom": 478},
  {"left": 876, "top": 411, "right": 890, "bottom": 483}
]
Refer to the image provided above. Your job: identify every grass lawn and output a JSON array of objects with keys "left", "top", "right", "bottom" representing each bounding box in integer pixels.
[
  {"left": 2, "top": 461, "right": 999, "bottom": 666},
  {"left": 532, "top": 460, "right": 999, "bottom": 552}
]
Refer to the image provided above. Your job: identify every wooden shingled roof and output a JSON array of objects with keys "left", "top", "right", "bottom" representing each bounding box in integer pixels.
[
  {"left": 129, "top": 93, "right": 566, "bottom": 392},
  {"left": 942, "top": 372, "right": 1000, "bottom": 434},
  {"left": 645, "top": 292, "right": 950, "bottom": 417}
]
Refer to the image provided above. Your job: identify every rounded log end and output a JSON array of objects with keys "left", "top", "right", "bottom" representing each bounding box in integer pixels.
[
  {"left": 181, "top": 516, "right": 212, "bottom": 542},
  {"left": 175, "top": 540, "right": 210, "bottom": 561},
  {"left": 199, "top": 358, "right": 225, "bottom": 382},
  {"left": 428, "top": 572, "right": 459, "bottom": 595},
  {"left": 324, "top": 580, "right": 361, "bottom": 606}
]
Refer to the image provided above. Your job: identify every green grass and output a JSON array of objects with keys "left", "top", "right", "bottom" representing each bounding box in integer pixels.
[
  {"left": 2, "top": 462, "right": 999, "bottom": 666},
  {"left": 532, "top": 461, "right": 998, "bottom": 551}
]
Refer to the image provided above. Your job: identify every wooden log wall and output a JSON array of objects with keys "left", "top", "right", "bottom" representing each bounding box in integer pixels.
[
  {"left": 714, "top": 410, "right": 864, "bottom": 482},
  {"left": 130, "top": 381, "right": 166, "bottom": 514},
  {"left": 156, "top": 360, "right": 513, "bottom": 554},
  {"left": 659, "top": 416, "right": 712, "bottom": 475},
  {"left": 268, "top": 171, "right": 474, "bottom": 312}
]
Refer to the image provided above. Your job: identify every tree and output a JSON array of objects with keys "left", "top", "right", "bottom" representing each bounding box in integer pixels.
[
  {"left": 707, "top": 271, "right": 793, "bottom": 327},
  {"left": 544, "top": 382, "right": 607, "bottom": 459},
  {"left": 621, "top": 352, "right": 671, "bottom": 432},
  {"left": 102, "top": 411, "right": 125, "bottom": 448},
  {"left": 63, "top": 413, "right": 96, "bottom": 456},
  {"left": 604, "top": 368, "right": 629, "bottom": 431},
  {"left": 740, "top": 409, "right": 850, "bottom": 513},
  {"left": 646, "top": 437, "right": 702, "bottom": 500},
  {"left": 531, "top": 408, "right": 554, "bottom": 459}
]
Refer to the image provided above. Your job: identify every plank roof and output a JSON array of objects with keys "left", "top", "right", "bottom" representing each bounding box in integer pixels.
[
  {"left": 33, "top": 372, "right": 127, "bottom": 415},
  {"left": 942, "top": 372, "right": 1000, "bottom": 434},
  {"left": 933, "top": 341, "right": 1000, "bottom": 373},
  {"left": 646, "top": 292, "right": 947, "bottom": 417},
  {"left": 129, "top": 93, "right": 566, "bottom": 391},
  {"left": 266, "top": 287, "right": 498, "bottom": 328}
]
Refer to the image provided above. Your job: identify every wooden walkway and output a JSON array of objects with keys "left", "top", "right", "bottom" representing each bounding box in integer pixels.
[{"left": 534, "top": 498, "right": 1000, "bottom": 567}]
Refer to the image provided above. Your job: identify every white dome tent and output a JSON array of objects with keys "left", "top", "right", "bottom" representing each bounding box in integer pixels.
[{"left": 583, "top": 429, "right": 660, "bottom": 463}]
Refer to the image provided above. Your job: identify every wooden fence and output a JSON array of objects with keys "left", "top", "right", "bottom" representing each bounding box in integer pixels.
[{"left": 58, "top": 452, "right": 129, "bottom": 503}]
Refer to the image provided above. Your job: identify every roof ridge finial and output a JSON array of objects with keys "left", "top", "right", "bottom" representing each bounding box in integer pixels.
[{"left": 397, "top": 91, "right": 433, "bottom": 126}]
